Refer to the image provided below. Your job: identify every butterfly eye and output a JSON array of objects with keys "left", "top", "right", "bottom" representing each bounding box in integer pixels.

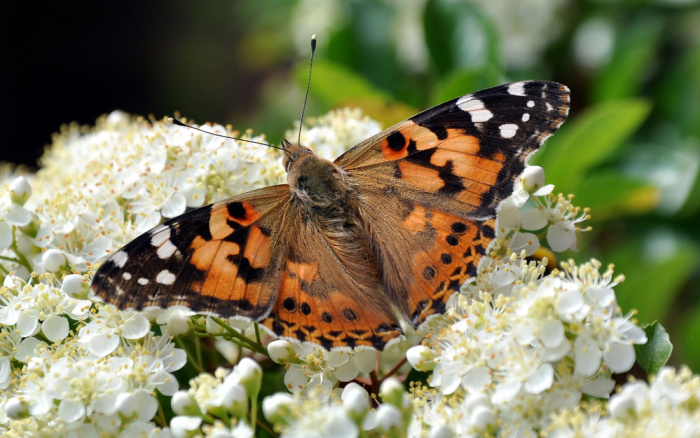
[{"left": 285, "top": 157, "right": 294, "bottom": 172}]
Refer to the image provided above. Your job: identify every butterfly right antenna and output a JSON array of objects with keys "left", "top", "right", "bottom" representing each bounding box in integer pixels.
[{"left": 297, "top": 34, "right": 317, "bottom": 146}]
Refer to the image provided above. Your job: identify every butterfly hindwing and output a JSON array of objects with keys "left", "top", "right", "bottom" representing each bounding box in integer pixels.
[{"left": 260, "top": 209, "right": 403, "bottom": 350}]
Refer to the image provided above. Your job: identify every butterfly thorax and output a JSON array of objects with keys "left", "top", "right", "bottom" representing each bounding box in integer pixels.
[{"left": 284, "top": 141, "right": 358, "bottom": 221}]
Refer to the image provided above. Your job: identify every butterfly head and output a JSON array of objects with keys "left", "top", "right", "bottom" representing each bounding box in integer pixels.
[{"left": 281, "top": 138, "right": 315, "bottom": 173}]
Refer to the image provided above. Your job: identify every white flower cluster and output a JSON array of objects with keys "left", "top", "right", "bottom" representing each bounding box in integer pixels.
[
  {"left": 407, "top": 257, "right": 647, "bottom": 436},
  {"left": 0, "top": 174, "right": 187, "bottom": 436},
  {"left": 263, "top": 378, "right": 412, "bottom": 438},
  {"left": 0, "top": 112, "right": 283, "bottom": 436},
  {"left": 268, "top": 339, "right": 377, "bottom": 400},
  {"left": 168, "top": 358, "right": 262, "bottom": 438},
  {"left": 27, "top": 111, "right": 282, "bottom": 276},
  {"left": 548, "top": 366, "right": 700, "bottom": 437},
  {"left": 1, "top": 312, "right": 184, "bottom": 436}
]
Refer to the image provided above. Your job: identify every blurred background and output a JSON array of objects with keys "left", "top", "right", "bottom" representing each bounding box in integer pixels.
[{"left": 2, "top": 0, "right": 700, "bottom": 370}]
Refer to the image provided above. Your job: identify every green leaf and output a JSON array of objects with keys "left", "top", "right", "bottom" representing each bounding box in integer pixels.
[
  {"left": 657, "top": 43, "right": 700, "bottom": 138},
  {"left": 680, "top": 306, "right": 700, "bottom": 372},
  {"left": 532, "top": 99, "right": 652, "bottom": 193},
  {"left": 611, "top": 236, "right": 700, "bottom": 324},
  {"left": 634, "top": 322, "right": 672, "bottom": 376},
  {"left": 424, "top": 0, "right": 500, "bottom": 76},
  {"left": 573, "top": 171, "right": 659, "bottom": 221},
  {"left": 295, "top": 60, "right": 392, "bottom": 108},
  {"left": 592, "top": 16, "right": 664, "bottom": 102}
]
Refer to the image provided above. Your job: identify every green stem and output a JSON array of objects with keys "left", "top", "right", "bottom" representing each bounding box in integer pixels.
[
  {"left": 254, "top": 323, "right": 262, "bottom": 345},
  {"left": 10, "top": 242, "right": 32, "bottom": 273},
  {"left": 210, "top": 317, "right": 268, "bottom": 356},
  {"left": 250, "top": 393, "right": 258, "bottom": 434},
  {"left": 0, "top": 255, "right": 22, "bottom": 264},
  {"left": 156, "top": 401, "right": 167, "bottom": 428},
  {"left": 194, "top": 335, "right": 204, "bottom": 372},
  {"left": 381, "top": 356, "right": 408, "bottom": 382},
  {"left": 175, "top": 336, "right": 205, "bottom": 374},
  {"left": 256, "top": 416, "right": 277, "bottom": 437}
]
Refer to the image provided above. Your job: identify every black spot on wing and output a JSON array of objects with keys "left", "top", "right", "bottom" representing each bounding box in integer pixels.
[
  {"left": 386, "top": 131, "right": 406, "bottom": 152},
  {"left": 227, "top": 202, "right": 247, "bottom": 220}
]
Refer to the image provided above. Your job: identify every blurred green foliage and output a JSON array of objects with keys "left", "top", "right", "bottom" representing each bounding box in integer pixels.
[{"left": 146, "top": 0, "right": 700, "bottom": 372}]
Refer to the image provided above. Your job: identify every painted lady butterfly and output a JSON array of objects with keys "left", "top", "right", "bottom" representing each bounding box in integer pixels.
[{"left": 91, "top": 80, "right": 570, "bottom": 350}]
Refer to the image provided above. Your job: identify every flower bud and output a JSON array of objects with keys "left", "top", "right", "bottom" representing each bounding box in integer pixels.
[
  {"left": 236, "top": 358, "right": 262, "bottom": 400},
  {"left": 379, "top": 377, "right": 404, "bottom": 407},
  {"left": 4, "top": 397, "right": 28, "bottom": 419},
  {"left": 262, "top": 393, "right": 294, "bottom": 426},
  {"left": 375, "top": 404, "right": 402, "bottom": 433},
  {"left": 406, "top": 346, "right": 436, "bottom": 372},
  {"left": 342, "top": 382, "right": 370, "bottom": 421},
  {"left": 170, "top": 415, "right": 202, "bottom": 438},
  {"left": 268, "top": 339, "right": 297, "bottom": 364},
  {"left": 171, "top": 390, "right": 200, "bottom": 416},
  {"left": 221, "top": 382, "right": 248, "bottom": 418},
  {"left": 42, "top": 249, "right": 66, "bottom": 272},
  {"left": 9, "top": 176, "right": 31, "bottom": 205},
  {"left": 61, "top": 274, "right": 87, "bottom": 298},
  {"left": 521, "top": 166, "right": 552, "bottom": 196}
]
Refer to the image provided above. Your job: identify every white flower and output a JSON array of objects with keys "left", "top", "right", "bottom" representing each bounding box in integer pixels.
[
  {"left": 122, "top": 334, "right": 187, "bottom": 397},
  {"left": 170, "top": 416, "right": 202, "bottom": 438},
  {"left": 278, "top": 342, "right": 375, "bottom": 400},
  {"left": 153, "top": 307, "right": 195, "bottom": 336},
  {"left": 78, "top": 305, "right": 150, "bottom": 356},
  {"left": 262, "top": 392, "right": 294, "bottom": 425},
  {"left": 520, "top": 193, "right": 590, "bottom": 252}
]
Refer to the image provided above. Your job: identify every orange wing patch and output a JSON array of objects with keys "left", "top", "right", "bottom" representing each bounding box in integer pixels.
[
  {"left": 403, "top": 208, "right": 496, "bottom": 326},
  {"left": 262, "top": 260, "right": 403, "bottom": 350},
  {"left": 209, "top": 201, "right": 261, "bottom": 239}
]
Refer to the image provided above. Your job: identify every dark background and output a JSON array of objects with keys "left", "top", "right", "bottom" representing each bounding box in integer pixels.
[{"left": 1, "top": 1, "right": 291, "bottom": 168}]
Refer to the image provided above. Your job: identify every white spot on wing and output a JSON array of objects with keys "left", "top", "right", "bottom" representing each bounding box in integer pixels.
[
  {"left": 522, "top": 113, "right": 530, "bottom": 122},
  {"left": 546, "top": 102, "right": 553, "bottom": 111},
  {"left": 527, "top": 100, "right": 535, "bottom": 108},
  {"left": 150, "top": 226, "right": 171, "bottom": 247},
  {"left": 508, "top": 82, "right": 526, "bottom": 96},
  {"left": 122, "top": 272, "right": 132, "bottom": 281},
  {"left": 111, "top": 250, "right": 128, "bottom": 268},
  {"left": 156, "top": 270, "right": 176, "bottom": 285},
  {"left": 499, "top": 124, "right": 519, "bottom": 138},
  {"left": 138, "top": 278, "right": 150, "bottom": 286},
  {"left": 456, "top": 96, "right": 493, "bottom": 122},
  {"left": 157, "top": 241, "right": 178, "bottom": 259}
]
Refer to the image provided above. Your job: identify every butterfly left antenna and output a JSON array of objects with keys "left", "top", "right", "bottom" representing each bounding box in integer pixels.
[
  {"left": 297, "top": 34, "right": 317, "bottom": 146},
  {"left": 169, "top": 118, "right": 284, "bottom": 151}
]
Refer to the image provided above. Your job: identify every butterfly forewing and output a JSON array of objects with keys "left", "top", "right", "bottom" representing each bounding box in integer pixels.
[
  {"left": 341, "top": 80, "right": 570, "bottom": 327},
  {"left": 92, "top": 185, "right": 291, "bottom": 320}
]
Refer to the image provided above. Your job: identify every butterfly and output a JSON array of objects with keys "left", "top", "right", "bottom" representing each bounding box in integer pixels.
[{"left": 91, "top": 80, "right": 570, "bottom": 350}]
